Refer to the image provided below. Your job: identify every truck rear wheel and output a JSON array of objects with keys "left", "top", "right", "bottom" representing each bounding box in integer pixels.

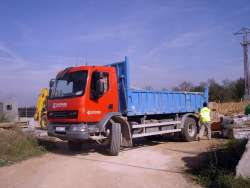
[
  {"left": 68, "top": 141, "right": 82, "bottom": 151},
  {"left": 109, "top": 123, "right": 121, "bottom": 156},
  {"left": 182, "top": 117, "right": 198, "bottom": 142}
]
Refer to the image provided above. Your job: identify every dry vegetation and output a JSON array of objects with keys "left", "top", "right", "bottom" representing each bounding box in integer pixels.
[
  {"left": 210, "top": 101, "right": 250, "bottom": 116},
  {"left": 0, "top": 128, "right": 45, "bottom": 166},
  {"left": 190, "top": 139, "right": 250, "bottom": 188}
]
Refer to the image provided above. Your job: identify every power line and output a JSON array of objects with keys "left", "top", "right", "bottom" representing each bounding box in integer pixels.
[{"left": 234, "top": 27, "right": 250, "bottom": 97}]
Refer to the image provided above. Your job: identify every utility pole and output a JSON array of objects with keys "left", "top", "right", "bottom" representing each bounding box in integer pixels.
[{"left": 234, "top": 27, "right": 250, "bottom": 97}]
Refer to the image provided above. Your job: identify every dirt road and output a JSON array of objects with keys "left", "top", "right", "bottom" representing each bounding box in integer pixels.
[{"left": 0, "top": 138, "right": 223, "bottom": 188}]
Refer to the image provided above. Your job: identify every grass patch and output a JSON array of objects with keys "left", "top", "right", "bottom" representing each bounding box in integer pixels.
[
  {"left": 190, "top": 139, "right": 250, "bottom": 188},
  {"left": 37, "top": 139, "right": 58, "bottom": 151},
  {"left": 0, "top": 128, "right": 46, "bottom": 166},
  {"left": 0, "top": 113, "right": 9, "bottom": 123}
]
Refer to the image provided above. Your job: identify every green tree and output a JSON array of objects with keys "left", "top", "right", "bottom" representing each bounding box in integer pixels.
[
  {"left": 143, "top": 86, "right": 153, "bottom": 90},
  {"left": 190, "top": 82, "right": 207, "bottom": 92},
  {"left": 173, "top": 81, "right": 193, "bottom": 91},
  {"left": 232, "top": 78, "right": 245, "bottom": 101},
  {"left": 207, "top": 79, "right": 224, "bottom": 102}
]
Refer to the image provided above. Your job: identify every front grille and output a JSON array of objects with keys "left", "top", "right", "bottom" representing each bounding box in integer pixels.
[{"left": 48, "top": 110, "right": 78, "bottom": 119}]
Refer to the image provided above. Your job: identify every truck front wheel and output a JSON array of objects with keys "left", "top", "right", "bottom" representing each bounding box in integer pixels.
[
  {"left": 109, "top": 123, "right": 121, "bottom": 156},
  {"left": 182, "top": 117, "right": 198, "bottom": 142}
]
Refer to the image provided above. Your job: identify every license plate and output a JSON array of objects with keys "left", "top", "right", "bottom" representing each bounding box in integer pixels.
[{"left": 55, "top": 127, "right": 65, "bottom": 132}]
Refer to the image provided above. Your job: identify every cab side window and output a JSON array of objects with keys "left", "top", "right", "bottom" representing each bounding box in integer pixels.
[
  {"left": 90, "top": 71, "right": 109, "bottom": 99},
  {"left": 102, "top": 72, "right": 109, "bottom": 93}
]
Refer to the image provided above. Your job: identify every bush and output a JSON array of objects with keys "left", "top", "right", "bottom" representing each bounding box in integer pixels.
[
  {"left": 0, "top": 128, "right": 45, "bottom": 166},
  {"left": 244, "top": 104, "right": 250, "bottom": 115},
  {"left": 191, "top": 139, "right": 250, "bottom": 188},
  {"left": 0, "top": 113, "right": 9, "bottom": 123}
]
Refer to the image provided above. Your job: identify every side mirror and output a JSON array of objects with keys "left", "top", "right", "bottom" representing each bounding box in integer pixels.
[
  {"left": 49, "top": 79, "right": 55, "bottom": 97},
  {"left": 96, "top": 79, "right": 105, "bottom": 97},
  {"left": 49, "top": 79, "right": 55, "bottom": 88}
]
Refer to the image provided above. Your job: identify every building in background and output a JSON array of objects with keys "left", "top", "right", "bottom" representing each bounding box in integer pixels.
[{"left": 0, "top": 100, "right": 19, "bottom": 122}]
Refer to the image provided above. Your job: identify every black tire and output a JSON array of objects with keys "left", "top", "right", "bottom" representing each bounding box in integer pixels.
[
  {"left": 109, "top": 123, "right": 121, "bottom": 156},
  {"left": 68, "top": 141, "right": 82, "bottom": 151},
  {"left": 181, "top": 117, "right": 198, "bottom": 142}
]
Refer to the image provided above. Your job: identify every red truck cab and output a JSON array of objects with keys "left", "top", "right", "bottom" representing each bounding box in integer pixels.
[{"left": 47, "top": 65, "right": 120, "bottom": 142}]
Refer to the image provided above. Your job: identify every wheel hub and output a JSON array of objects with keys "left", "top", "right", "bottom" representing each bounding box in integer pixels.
[{"left": 188, "top": 123, "right": 196, "bottom": 137}]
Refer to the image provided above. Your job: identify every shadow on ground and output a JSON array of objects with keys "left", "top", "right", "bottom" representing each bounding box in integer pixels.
[
  {"left": 38, "top": 135, "right": 187, "bottom": 174},
  {"left": 182, "top": 151, "right": 209, "bottom": 172},
  {"left": 38, "top": 134, "right": 184, "bottom": 157}
]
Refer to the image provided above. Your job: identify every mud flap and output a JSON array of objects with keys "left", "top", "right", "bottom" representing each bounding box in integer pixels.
[{"left": 112, "top": 116, "right": 133, "bottom": 147}]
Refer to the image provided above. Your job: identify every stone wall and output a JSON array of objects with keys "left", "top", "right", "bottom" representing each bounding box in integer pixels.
[{"left": 236, "top": 139, "right": 250, "bottom": 178}]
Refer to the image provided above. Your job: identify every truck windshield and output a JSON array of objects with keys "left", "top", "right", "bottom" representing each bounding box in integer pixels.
[{"left": 50, "top": 70, "right": 88, "bottom": 99}]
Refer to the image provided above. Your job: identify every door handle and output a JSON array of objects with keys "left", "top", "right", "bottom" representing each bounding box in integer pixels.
[{"left": 108, "top": 104, "right": 113, "bottom": 110}]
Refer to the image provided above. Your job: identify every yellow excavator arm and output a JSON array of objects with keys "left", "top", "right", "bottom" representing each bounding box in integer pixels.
[{"left": 34, "top": 88, "right": 49, "bottom": 128}]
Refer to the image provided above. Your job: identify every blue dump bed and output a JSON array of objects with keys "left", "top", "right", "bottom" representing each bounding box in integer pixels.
[{"left": 109, "top": 57, "right": 208, "bottom": 116}]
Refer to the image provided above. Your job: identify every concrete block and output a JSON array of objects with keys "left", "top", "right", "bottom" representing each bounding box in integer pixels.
[
  {"left": 233, "top": 128, "right": 250, "bottom": 139},
  {"left": 236, "top": 139, "right": 250, "bottom": 178}
]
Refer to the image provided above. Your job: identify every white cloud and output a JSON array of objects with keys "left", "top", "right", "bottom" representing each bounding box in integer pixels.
[
  {"left": 165, "top": 32, "right": 200, "bottom": 48},
  {"left": 0, "top": 43, "right": 25, "bottom": 69},
  {"left": 0, "top": 43, "right": 76, "bottom": 105},
  {"left": 76, "top": 22, "right": 142, "bottom": 43}
]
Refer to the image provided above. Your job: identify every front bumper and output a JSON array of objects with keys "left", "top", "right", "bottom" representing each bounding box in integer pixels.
[{"left": 47, "top": 123, "right": 99, "bottom": 141}]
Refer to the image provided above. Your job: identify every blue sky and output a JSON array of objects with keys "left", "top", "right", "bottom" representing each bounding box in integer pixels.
[{"left": 0, "top": 0, "right": 249, "bottom": 106}]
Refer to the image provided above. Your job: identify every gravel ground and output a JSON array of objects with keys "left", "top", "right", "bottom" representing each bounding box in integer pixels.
[{"left": 0, "top": 137, "right": 224, "bottom": 188}]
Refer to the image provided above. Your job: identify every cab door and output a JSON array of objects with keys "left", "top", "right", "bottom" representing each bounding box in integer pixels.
[{"left": 85, "top": 68, "right": 118, "bottom": 123}]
